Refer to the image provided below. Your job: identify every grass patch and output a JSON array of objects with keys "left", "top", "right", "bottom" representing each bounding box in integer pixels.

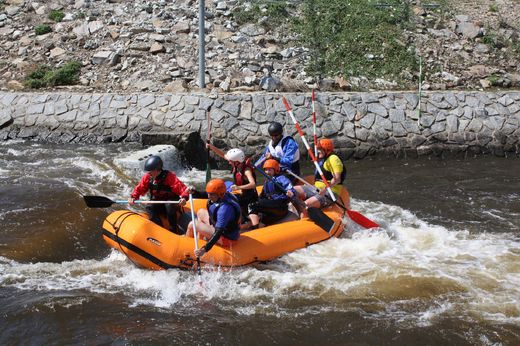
[
  {"left": 487, "top": 74, "right": 500, "bottom": 86},
  {"left": 48, "top": 10, "right": 65, "bottom": 22},
  {"left": 24, "top": 61, "right": 82, "bottom": 89},
  {"left": 294, "top": 0, "right": 418, "bottom": 85},
  {"left": 35, "top": 24, "right": 52, "bottom": 35},
  {"left": 232, "top": 0, "right": 295, "bottom": 29},
  {"left": 76, "top": 11, "right": 86, "bottom": 19}
]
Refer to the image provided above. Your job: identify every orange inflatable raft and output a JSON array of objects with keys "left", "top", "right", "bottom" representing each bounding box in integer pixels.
[{"left": 101, "top": 187, "right": 350, "bottom": 270}]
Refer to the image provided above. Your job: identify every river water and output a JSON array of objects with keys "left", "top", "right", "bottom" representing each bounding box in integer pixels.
[{"left": 0, "top": 140, "right": 519, "bottom": 345}]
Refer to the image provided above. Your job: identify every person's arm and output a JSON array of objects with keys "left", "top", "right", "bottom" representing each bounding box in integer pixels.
[
  {"left": 254, "top": 146, "right": 270, "bottom": 166},
  {"left": 202, "top": 227, "right": 224, "bottom": 253},
  {"left": 130, "top": 174, "right": 149, "bottom": 200},
  {"left": 270, "top": 175, "right": 292, "bottom": 201},
  {"left": 327, "top": 155, "right": 344, "bottom": 187},
  {"left": 201, "top": 204, "right": 235, "bottom": 252},
  {"left": 234, "top": 169, "right": 256, "bottom": 191},
  {"left": 166, "top": 172, "right": 189, "bottom": 205},
  {"left": 207, "top": 143, "right": 226, "bottom": 160},
  {"left": 279, "top": 138, "right": 299, "bottom": 168}
]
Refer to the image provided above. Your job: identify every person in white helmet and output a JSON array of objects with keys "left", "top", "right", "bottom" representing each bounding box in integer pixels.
[{"left": 206, "top": 144, "right": 258, "bottom": 222}]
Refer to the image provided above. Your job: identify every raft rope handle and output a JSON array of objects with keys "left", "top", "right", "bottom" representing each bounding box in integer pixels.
[{"left": 107, "top": 211, "right": 142, "bottom": 268}]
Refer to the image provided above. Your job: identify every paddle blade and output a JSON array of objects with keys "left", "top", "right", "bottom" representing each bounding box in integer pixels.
[
  {"left": 205, "top": 162, "right": 211, "bottom": 183},
  {"left": 83, "top": 196, "right": 115, "bottom": 208},
  {"left": 307, "top": 207, "right": 335, "bottom": 233},
  {"left": 346, "top": 209, "right": 379, "bottom": 229}
]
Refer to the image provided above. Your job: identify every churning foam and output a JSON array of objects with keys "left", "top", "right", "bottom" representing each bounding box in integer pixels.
[{"left": 1, "top": 198, "right": 518, "bottom": 326}]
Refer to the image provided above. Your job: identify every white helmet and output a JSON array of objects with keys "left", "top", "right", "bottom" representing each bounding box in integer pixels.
[{"left": 225, "top": 148, "right": 245, "bottom": 162}]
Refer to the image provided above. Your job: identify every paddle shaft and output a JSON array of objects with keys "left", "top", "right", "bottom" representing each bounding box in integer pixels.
[
  {"left": 283, "top": 170, "right": 380, "bottom": 229},
  {"left": 282, "top": 97, "right": 337, "bottom": 202},
  {"left": 312, "top": 89, "right": 318, "bottom": 158},
  {"left": 124, "top": 200, "right": 181, "bottom": 204},
  {"left": 188, "top": 194, "right": 202, "bottom": 276},
  {"left": 205, "top": 108, "right": 212, "bottom": 184}
]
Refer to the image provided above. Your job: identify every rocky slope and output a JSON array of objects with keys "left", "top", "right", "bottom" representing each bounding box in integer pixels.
[{"left": 0, "top": 0, "right": 519, "bottom": 93}]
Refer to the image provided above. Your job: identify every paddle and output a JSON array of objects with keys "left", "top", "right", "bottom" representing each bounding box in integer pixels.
[
  {"left": 205, "top": 108, "right": 212, "bottom": 184},
  {"left": 312, "top": 89, "right": 318, "bottom": 158},
  {"left": 253, "top": 164, "right": 335, "bottom": 233},
  {"left": 83, "top": 195, "right": 181, "bottom": 208},
  {"left": 282, "top": 97, "right": 337, "bottom": 203},
  {"left": 188, "top": 194, "right": 202, "bottom": 276},
  {"left": 283, "top": 170, "right": 380, "bottom": 229}
]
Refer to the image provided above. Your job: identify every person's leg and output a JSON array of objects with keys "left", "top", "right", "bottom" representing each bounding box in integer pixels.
[
  {"left": 186, "top": 208, "right": 212, "bottom": 237},
  {"left": 186, "top": 219, "right": 214, "bottom": 238},
  {"left": 304, "top": 196, "right": 321, "bottom": 209},
  {"left": 147, "top": 204, "right": 164, "bottom": 227},
  {"left": 247, "top": 201, "right": 263, "bottom": 228},
  {"left": 248, "top": 213, "right": 260, "bottom": 228},
  {"left": 293, "top": 185, "right": 306, "bottom": 200},
  {"left": 165, "top": 204, "right": 179, "bottom": 234},
  {"left": 260, "top": 199, "right": 289, "bottom": 225}
]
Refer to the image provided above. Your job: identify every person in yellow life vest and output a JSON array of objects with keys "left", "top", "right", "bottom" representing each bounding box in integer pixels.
[{"left": 294, "top": 138, "right": 346, "bottom": 209}]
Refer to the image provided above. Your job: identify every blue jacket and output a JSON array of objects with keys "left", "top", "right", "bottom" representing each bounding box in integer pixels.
[{"left": 261, "top": 174, "right": 295, "bottom": 202}]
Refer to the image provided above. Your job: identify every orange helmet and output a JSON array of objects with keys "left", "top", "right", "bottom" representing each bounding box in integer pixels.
[
  {"left": 318, "top": 138, "right": 334, "bottom": 156},
  {"left": 263, "top": 159, "right": 280, "bottom": 173},
  {"left": 206, "top": 178, "right": 226, "bottom": 196}
]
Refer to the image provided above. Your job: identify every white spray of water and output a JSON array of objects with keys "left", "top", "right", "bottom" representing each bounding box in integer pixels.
[{"left": 1, "top": 198, "right": 518, "bottom": 325}]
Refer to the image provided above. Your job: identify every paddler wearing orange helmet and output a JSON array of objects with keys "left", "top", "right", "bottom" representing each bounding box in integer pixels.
[
  {"left": 186, "top": 179, "right": 242, "bottom": 257},
  {"left": 247, "top": 159, "right": 297, "bottom": 229},
  {"left": 294, "top": 138, "right": 346, "bottom": 209}
]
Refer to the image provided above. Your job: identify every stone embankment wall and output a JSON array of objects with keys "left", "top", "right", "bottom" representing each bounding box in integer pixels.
[{"left": 0, "top": 91, "right": 519, "bottom": 159}]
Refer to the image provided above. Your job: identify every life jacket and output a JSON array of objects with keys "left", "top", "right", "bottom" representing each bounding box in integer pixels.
[
  {"left": 149, "top": 170, "right": 179, "bottom": 200},
  {"left": 232, "top": 157, "right": 256, "bottom": 185},
  {"left": 206, "top": 192, "right": 241, "bottom": 235},
  {"left": 315, "top": 153, "right": 346, "bottom": 184},
  {"left": 262, "top": 175, "right": 289, "bottom": 200},
  {"left": 267, "top": 135, "right": 300, "bottom": 163},
  {"left": 232, "top": 157, "right": 258, "bottom": 199}
]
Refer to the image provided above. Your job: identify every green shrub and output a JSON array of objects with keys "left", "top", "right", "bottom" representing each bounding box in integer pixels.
[
  {"left": 294, "top": 0, "right": 417, "bottom": 84},
  {"left": 24, "top": 61, "right": 82, "bottom": 89},
  {"left": 48, "top": 10, "right": 65, "bottom": 22},
  {"left": 35, "top": 24, "right": 52, "bottom": 35}
]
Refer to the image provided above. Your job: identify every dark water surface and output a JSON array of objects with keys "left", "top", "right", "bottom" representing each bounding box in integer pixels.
[{"left": 1, "top": 141, "right": 519, "bottom": 345}]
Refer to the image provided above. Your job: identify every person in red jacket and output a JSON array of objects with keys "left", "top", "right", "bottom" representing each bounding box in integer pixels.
[{"left": 128, "top": 155, "right": 189, "bottom": 234}]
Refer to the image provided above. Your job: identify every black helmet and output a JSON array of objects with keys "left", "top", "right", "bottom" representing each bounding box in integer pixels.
[
  {"left": 144, "top": 155, "right": 163, "bottom": 171},
  {"left": 268, "top": 121, "right": 283, "bottom": 136}
]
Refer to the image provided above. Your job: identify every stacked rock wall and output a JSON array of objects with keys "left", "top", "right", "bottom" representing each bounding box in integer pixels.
[{"left": 0, "top": 91, "right": 519, "bottom": 158}]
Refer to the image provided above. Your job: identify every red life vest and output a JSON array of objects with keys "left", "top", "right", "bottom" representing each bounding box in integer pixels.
[
  {"left": 232, "top": 157, "right": 256, "bottom": 186},
  {"left": 148, "top": 170, "right": 180, "bottom": 200}
]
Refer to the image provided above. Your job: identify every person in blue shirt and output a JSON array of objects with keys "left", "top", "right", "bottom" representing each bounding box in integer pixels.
[
  {"left": 255, "top": 121, "right": 301, "bottom": 182},
  {"left": 186, "top": 179, "right": 241, "bottom": 256},
  {"left": 247, "top": 159, "right": 296, "bottom": 229}
]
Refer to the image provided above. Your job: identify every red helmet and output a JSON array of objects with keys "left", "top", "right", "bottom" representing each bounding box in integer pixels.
[
  {"left": 206, "top": 179, "right": 226, "bottom": 196},
  {"left": 318, "top": 138, "right": 334, "bottom": 156},
  {"left": 263, "top": 159, "right": 280, "bottom": 173}
]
